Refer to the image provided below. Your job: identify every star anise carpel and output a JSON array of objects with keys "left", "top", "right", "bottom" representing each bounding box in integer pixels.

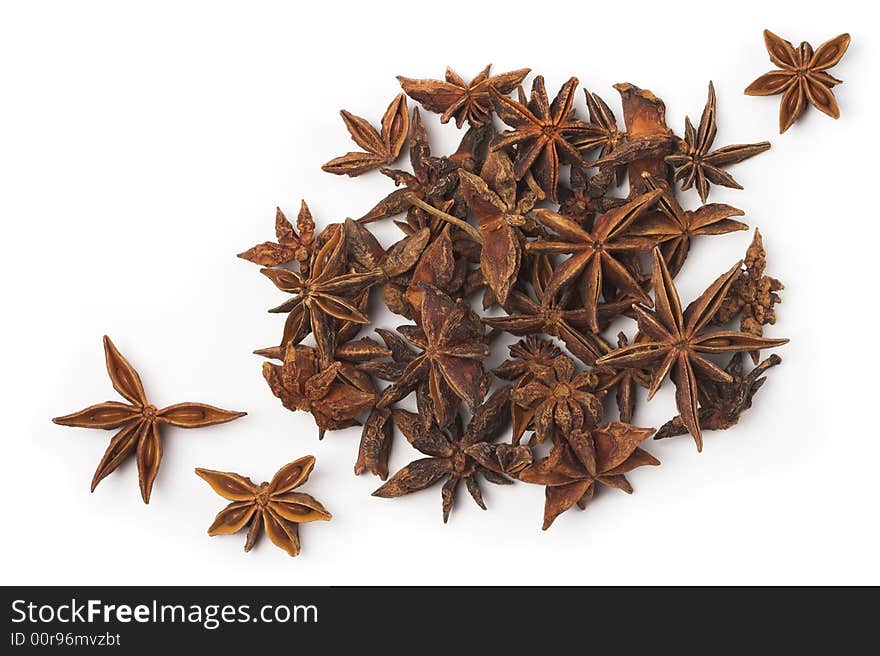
[
  {"left": 745, "top": 30, "right": 851, "bottom": 133},
  {"left": 196, "top": 456, "right": 330, "bottom": 557},
  {"left": 595, "top": 249, "right": 788, "bottom": 451},
  {"left": 666, "top": 82, "right": 771, "bottom": 203},
  {"left": 397, "top": 64, "right": 529, "bottom": 128},
  {"left": 52, "top": 336, "right": 246, "bottom": 503}
]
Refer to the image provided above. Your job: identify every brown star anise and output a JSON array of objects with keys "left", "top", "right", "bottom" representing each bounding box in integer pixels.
[
  {"left": 557, "top": 166, "right": 627, "bottom": 226},
  {"left": 712, "top": 228, "right": 784, "bottom": 363},
  {"left": 666, "top": 82, "right": 771, "bottom": 203},
  {"left": 262, "top": 344, "right": 376, "bottom": 439},
  {"left": 196, "top": 456, "right": 330, "bottom": 557},
  {"left": 490, "top": 76, "right": 600, "bottom": 202},
  {"left": 654, "top": 352, "right": 782, "bottom": 441},
  {"left": 629, "top": 174, "right": 748, "bottom": 277},
  {"left": 237, "top": 201, "right": 317, "bottom": 274},
  {"left": 745, "top": 30, "right": 851, "bottom": 133},
  {"left": 322, "top": 93, "right": 409, "bottom": 176},
  {"left": 526, "top": 188, "right": 662, "bottom": 332},
  {"left": 373, "top": 386, "right": 516, "bottom": 523},
  {"left": 397, "top": 65, "right": 529, "bottom": 128},
  {"left": 52, "top": 336, "right": 246, "bottom": 503},
  {"left": 517, "top": 423, "right": 658, "bottom": 529},
  {"left": 595, "top": 332, "right": 652, "bottom": 424},
  {"left": 596, "top": 249, "right": 788, "bottom": 451}
]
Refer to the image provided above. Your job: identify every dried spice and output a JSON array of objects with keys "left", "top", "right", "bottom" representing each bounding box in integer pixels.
[
  {"left": 595, "top": 333, "right": 652, "bottom": 424},
  {"left": 53, "top": 336, "right": 245, "bottom": 503},
  {"left": 745, "top": 30, "right": 851, "bottom": 133},
  {"left": 196, "top": 456, "right": 330, "bottom": 557},
  {"left": 238, "top": 202, "right": 316, "bottom": 272}
]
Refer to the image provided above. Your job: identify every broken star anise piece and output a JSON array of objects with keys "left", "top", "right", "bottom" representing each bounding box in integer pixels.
[
  {"left": 595, "top": 248, "right": 788, "bottom": 451},
  {"left": 196, "top": 456, "right": 330, "bottom": 557},
  {"left": 238, "top": 201, "right": 317, "bottom": 273},
  {"left": 666, "top": 82, "right": 771, "bottom": 203},
  {"left": 397, "top": 64, "right": 529, "bottom": 128},
  {"left": 517, "top": 423, "right": 658, "bottom": 529},
  {"left": 655, "top": 353, "right": 781, "bottom": 440},
  {"left": 52, "top": 336, "right": 246, "bottom": 503},
  {"left": 745, "top": 30, "right": 851, "bottom": 133},
  {"left": 373, "top": 386, "right": 515, "bottom": 523},
  {"left": 322, "top": 93, "right": 410, "bottom": 176}
]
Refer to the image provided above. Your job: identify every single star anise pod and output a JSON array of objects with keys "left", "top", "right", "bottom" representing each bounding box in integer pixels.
[
  {"left": 628, "top": 174, "right": 748, "bottom": 277},
  {"left": 376, "top": 283, "right": 489, "bottom": 429},
  {"left": 654, "top": 353, "right": 782, "bottom": 440},
  {"left": 373, "top": 386, "right": 516, "bottom": 523},
  {"left": 397, "top": 64, "right": 529, "bottom": 128},
  {"left": 557, "top": 166, "right": 627, "bottom": 226},
  {"left": 237, "top": 201, "right": 317, "bottom": 274},
  {"left": 490, "top": 76, "right": 600, "bottom": 202},
  {"left": 517, "top": 423, "right": 658, "bottom": 529},
  {"left": 52, "top": 336, "right": 246, "bottom": 503},
  {"left": 322, "top": 93, "right": 409, "bottom": 176},
  {"left": 261, "top": 226, "right": 383, "bottom": 362},
  {"left": 745, "top": 30, "right": 851, "bottom": 133},
  {"left": 526, "top": 188, "right": 662, "bottom": 332},
  {"left": 595, "top": 332, "right": 652, "bottom": 424},
  {"left": 665, "top": 82, "right": 771, "bottom": 203},
  {"left": 510, "top": 353, "right": 603, "bottom": 445},
  {"left": 572, "top": 88, "right": 627, "bottom": 187},
  {"left": 712, "top": 228, "right": 784, "bottom": 363},
  {"left": 458, "top": 148, "right": 541, "bottom": 304},
  {"left": 196, "top": 456, "right": 330, "bottom": 557},
  {"left": 262, "top": 344, "right": 376, "bottom": 439},
  {"left": 595, "top": 249, "right": 788, "bottom": 451}
]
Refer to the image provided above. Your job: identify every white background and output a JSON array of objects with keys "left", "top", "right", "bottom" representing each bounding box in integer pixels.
[{"left": 1, "top": 0, "right": 877, "bottom": 585}]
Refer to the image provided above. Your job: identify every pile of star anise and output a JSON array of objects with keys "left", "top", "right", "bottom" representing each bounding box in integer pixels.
[{"left": 238, "top": 66, "right": 788, "bottom": 529}]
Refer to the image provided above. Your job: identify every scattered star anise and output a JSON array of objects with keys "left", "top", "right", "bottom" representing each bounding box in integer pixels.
[
  {"left": 666, "top": 82, "right": 771, "bottom": 203},
  {"left": 397, "top": 65, "right": 529, "bottom": 128},
  {"left": 196, "top": 456, "right": 330, "bottom": 557},
  {"left": 745, "top": 30, "right": 851, "bottom": 133},
  {"left": 53, "top": 336, "right": 245, "bottom": 503}
]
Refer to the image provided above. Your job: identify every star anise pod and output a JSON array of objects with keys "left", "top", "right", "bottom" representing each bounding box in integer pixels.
[
  {"left": 398, "top": 64, "right": 529, "bottom": 128},
  {"left": 712, "top": 228, "right": 784, "bottom": 363},
  {"left": 745, "top": 30, "right": 851, "bottom": 133},
  {"left": 654, "top": 352, "right": 782, "bottom": 441},
  {"left": 595, "top": 332, "right": 652, "bottom": 424},
  {"left": 261, "top": 225, "right": 383, "bottom": 361},
  {"left": 557, "top": 166, "right": 627, "bottom": 226},
  {"left": 52, "top": 336, "right": 246, "bottom": 503},
  {"left": 373, "top": 386, "right": 516, "bottom": 523},
  {"left": 628, "top": 174, "right": 748, "bottom": 277},
  {"left": 490, "top": 76, "right": 601, "bottom": 202},
  {"left": 517, "top": 423, "right": 658, "bottom": 529},
  {"left": 262, "top": 344, "right": 376, "bottom": 439},
  {"left": 666, "top": 82, "right": 771, "bottom": 203},
  {"left": 526, "top": 188, "right": 662, "bottom": 332},
  {"left": 571, "top": 88, "right": 628, "bottom": 187},
  {"left": 595, "top": 249, "right": 789, "bottom": 451},
  {"left": 237, "top": 201, "right": 317, "bottom": 274},
  {"left": 196, "top": 456, "right": 330, "bottom": 557},
  {"left": 376, "top": 283, "right": 489, "bottom": 428},
  {"left": 322, "top": 93, "right": 409, "bottom": 176},
  {"left": 510, "top": 354, "right": 604, "bottom": 445}
]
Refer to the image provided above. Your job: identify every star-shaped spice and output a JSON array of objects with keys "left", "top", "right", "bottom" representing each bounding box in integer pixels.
[
  {"left": 629, "top": 174, "right": 748, "bottom": 277},
  {"left": 322, "top": 93, "right": 409, "bottom": 176},
  {"left": 511, "top": 353, "right": 603, "bottom": 445},
  {"left": 196, "top": 456, "right": 330, "bottom": 557},
  {"left": 595, "top": 332, "right": 652, "bottom": 424},
  {"left": 557, "top": 166, "right": 627, "bottom": 226},
  {"left": 263, "top": 344, "right": 376, "bottom": 439},
  {"left": 654, "top": 352, "right": 782, "bottom": 441},
  {"left": 526, "top": 188, "right": 662, "bottom": 332},
  {"left": 490, "top": 76, "right": 600, "bottom": 202},
  {"left": 665, "top": 82, "right": 770, "bottom": 203},
  {"left": 517, "top": 423, "right": 658, "bottom": 529},
  {"left": 261, "top": 225, "right": 383, "bottom": 361},
  {"left": 595, "top": 249, "right": 788, "bottom": 451},
  {"left": 397, "top": 64, "right": 529, "bottom": 128},
  {"left": 745, "top": 30, "right": 851, "bottom": 133},
  {"left": 52, "top": 336, "right": 246, "bottom": 503},
  {"left": 712, "top": 228, "right": 784, "bottom": 363},
  {"left": 237, "top": 201, "right": 316, "bottom": 273},
  {"left": 373, "top": 386, "right": 519, "bottom": 523}
]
